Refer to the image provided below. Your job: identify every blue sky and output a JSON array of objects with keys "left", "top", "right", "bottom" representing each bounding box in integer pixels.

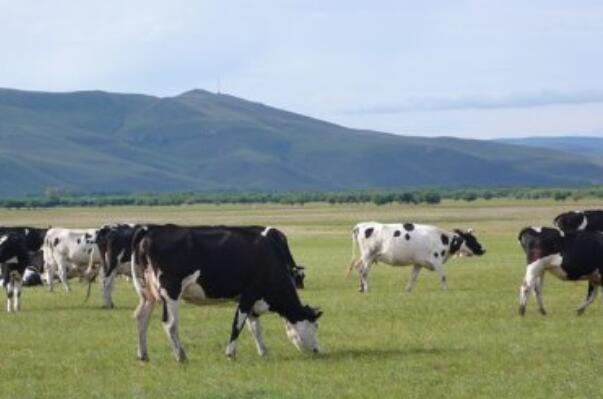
[{"left": 1, "top": 0, "right": 602, "bottom": 138}]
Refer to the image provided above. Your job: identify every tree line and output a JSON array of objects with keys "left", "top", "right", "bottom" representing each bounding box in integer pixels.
[{"left": 0, "top": 187, "right": 602, "bottom": 209}]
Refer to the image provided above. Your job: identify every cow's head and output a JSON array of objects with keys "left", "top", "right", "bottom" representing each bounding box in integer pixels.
[
  {"left": 554, "top": 211, "right": 586, "bottom": 232},
  {"left": 285, "top": 306, "right": 322, "bottom": 353},
  {"left": 452, "top": 229, "right": 486, "bottom": 256}
]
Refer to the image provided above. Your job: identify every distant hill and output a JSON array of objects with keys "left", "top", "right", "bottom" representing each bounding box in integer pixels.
[
  {"left": 1, "top": 88, "right": 603, "bottom": 196},
  {"left": 495, "top": 136, "right": 603, "bottom": 158}
]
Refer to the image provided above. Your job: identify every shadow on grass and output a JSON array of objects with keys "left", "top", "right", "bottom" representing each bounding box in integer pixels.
[{"left": 317, "top": 346, "right": 460, "bottom": 361}]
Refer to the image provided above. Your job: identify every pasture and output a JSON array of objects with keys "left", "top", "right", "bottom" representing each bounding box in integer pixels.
[{"left": 1, "top": 199, "right": 603, "bottom": 398}]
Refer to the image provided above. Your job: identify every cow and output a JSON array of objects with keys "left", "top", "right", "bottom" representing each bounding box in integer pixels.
[
  {"left": 554, "top": 210, "right": 603, "bottom": 233},
  {"left": 348, "top": 222, "right": 485, "bottom": 293},
  {"left": 519, "top": 230, "right": 603, "bottom": 316},
  {"left": 87, "top": 224, "right": 306, "bottom": 309},
  {"left": 0, "top": 227, "right": 46, "bottom": 253},
  {"left": 518, "top": 225, "right": 603, "bottom": 315},
  {"left": 85, "top": 223, "right": 137, "bottom": 308},
  {"left": 0, "top": 233, "right": 31, "bottom": 312},
  {"left": 43, "top": 228, "right": 101, "bottom": 292},
  {"left": 131, "top": 224, "right": 322, "bottom": 362}
]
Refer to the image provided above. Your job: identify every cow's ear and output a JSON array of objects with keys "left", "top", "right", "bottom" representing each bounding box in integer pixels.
[{"left": 315, "top": 310, "right": 323, "bottom": 320}]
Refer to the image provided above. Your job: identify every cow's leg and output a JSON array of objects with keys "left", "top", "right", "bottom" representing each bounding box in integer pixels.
[
  {"left": 405, "top": 265, "right": 422, "bottom": 292},
  {"left": 101, "top": 268, "right": 117, "bottom": 309},
  {"left": 46, "top": 262, "right": 55, "bottom": 292},
  {"left": 358, "top": 254, "right": 376, "bottom": 293},
  {"left": 6, "top": 281, "right": 14, "bottom": 313},
  {"left": 13, "top": 275, "right": 22, "bottom": 312},
  {"left": 56, "top": 260, "right": 71, "bottom": 292},
  {"left": 225, "top": 301, "right": 252, "bottom": 359},
  {"left": 577, "top": 281, "right": 598, "bottom": 316},
  {"left": 433, "top": 262, "right": 447, "bottom": 290},
  {"left": 246, "top": 315, "right": 267, "bottom": 356},
  {"left": 533, "top": 275, "right": 547, "bottom": 315},
  {"left": 134, "top": 298, "right": 155, "bottom": 361},
  {"left": 160, "top": 292, "right": 187, "bottom": 363},
  {"left": 519, "top": 255, "right": 561, "bottom": 316}
]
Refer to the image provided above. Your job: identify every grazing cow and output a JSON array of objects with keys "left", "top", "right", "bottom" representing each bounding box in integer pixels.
[
  {"left": 43, "top": 228, "right": 101, "bottom": 291},
  {"left": 554, "top": 210, "right": 603, "bottom": 233},
  {"left": 0, "top": 233, "right": 31, "bottom": 312},
  {"left": 87, "top": 224, "right": 306, "bottom": 309},
  {"left": 519, "top": 230, "right": 603, "bottom": 316},
  {"left": 348, "top": 222, "right": 485, "bottom": 293},
  {"left": 131, "top": 224, "right": 322, "bottom": 362}
]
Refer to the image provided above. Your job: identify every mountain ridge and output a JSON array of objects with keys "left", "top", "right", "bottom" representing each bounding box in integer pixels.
[{"left": 1, "top": 88, "right": 602, "bottom": 196}]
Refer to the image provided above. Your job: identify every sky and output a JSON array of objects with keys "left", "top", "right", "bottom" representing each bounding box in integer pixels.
[{"left": 1, "top": 0, "right": 602, "bottom": 139}]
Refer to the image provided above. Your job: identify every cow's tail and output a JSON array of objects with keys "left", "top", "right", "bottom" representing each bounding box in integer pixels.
[{"left": 346, "top": 226, "right": 360, "bottom": 278}]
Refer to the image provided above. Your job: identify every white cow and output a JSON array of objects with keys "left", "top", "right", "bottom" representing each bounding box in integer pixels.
[
  {"left": 43, "top": 228, "right": 101, "bottom": 292},
  {"left": 348, "top": 222, "right": 485, "bottom": 293}
]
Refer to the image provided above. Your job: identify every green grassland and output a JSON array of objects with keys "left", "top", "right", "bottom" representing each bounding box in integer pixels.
[{"left": 1, "top": 199, "right": 603, "bottom": 398}]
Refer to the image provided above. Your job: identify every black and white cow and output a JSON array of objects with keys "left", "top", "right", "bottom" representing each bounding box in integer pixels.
[
  {"left": 518, "top": 225, "right": 603, "bottom": 315},
  {"left": 131, "top": 224, "right": 322, "bottom": 362},
  {"left": 0, "top": 233, "right": 31, "bottom": 312},
  {"left": 348, "top": 222, "right": 485, "bottom": 293},
  {"left": 86, "top": 223, "right": 137, "bottom": 308},
  {"left": 0, "top": 227, "right": 47, "bottom": 253},
  {"left": 88, "top": 224, "right": 306, "bottom": 309},
  {"left": 519, "top": 230, "right": 603, "bottom": 316},
  {"left": 43, "top": 228, "right": 101, "bottom": 291},
  {"left": 554, "top": 210, "right": 603, "bottom": 233}
]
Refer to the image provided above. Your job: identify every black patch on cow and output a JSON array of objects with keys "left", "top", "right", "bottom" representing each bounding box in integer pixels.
[
  {"left": 87, "top": 248, "right": 92, "bottom": 254},
  {"left": 53, "top": 237, "right": 60, "bottom": 247},
  {"left": 365, "top": 228, "right": 374, "bottom": 239},
  {"left": 433, "top": 252, "right": 439, "bottom": 258},
  {"left": 441, "top": 250, "right": 446, "bottom": 257},
  {"left": 393, "top": 230, "right": 401, "bottom": 237},
  {"left": 441, "top": 234, "right": 449, "bottom": 245},
  {"left": 84, "top": 233, "right": 91, "bottom": 239},
  {"left": 405, "top": 233, "right": 410, "bottom": 240},
  {"left": 403, "top": 223, "right": 414, "bottom": 231},
  {"left": 76, "top": 238, "right": 81, "bottom": 244}
]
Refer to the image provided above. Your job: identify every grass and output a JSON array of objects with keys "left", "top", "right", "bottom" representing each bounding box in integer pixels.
[{"left": 1, "top": 199, "right": 603, "bottom": 398}]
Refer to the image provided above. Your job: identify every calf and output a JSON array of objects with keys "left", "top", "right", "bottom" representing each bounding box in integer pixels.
[
  {"left": 43, "top": 228, "right": 101, "bottom": 291},
  {"left": 131, "top": 224, "right": 322, "bottom": 362},
  {"left": 519, "top": 230, "right": 603, "bottom": 316},
  {"left": 554, "top": 210, "right": 603, "bottom": 232},
  {"left": 0, "top": 233, "right": 31, "bottom": 312},
  {"left": 348, "top": 222, "right": 485, "bottom": 293}
]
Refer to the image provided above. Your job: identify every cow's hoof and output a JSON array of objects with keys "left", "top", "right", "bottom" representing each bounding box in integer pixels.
[
  {"left": 538, "top": 309, "right": 547, "bottom": 316},
  {"left": 577, "top": 308, "right": 586, "bottom": 316},
  {"left": 518, "top": 306, "right": 526, "bottom": 316},
  {"left": 137, "top": 354, "right": 149, "bottom": 362},
  {"left": 176, "top": 351, "right": 188, "bottom": 363}
]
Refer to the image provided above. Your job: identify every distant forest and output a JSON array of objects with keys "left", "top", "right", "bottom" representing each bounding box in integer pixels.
[{"left": 0, "top": 187, "right": 602, "bottom": 208}]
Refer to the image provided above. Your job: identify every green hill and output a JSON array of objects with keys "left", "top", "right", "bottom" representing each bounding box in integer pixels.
[
  {"left": 496, "top": 136, "right": 603, "bottom": 158},
  {"left": 0, "top": 88, "right": 602, "bottom": 196}
]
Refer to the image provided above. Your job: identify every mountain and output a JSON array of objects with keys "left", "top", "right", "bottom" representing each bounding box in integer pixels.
[
  {"left": 495, "top": 136, "right": 603, "bottom": 158},
  {"left": 1, "top": 87, "right": 603, "bottom": 196}
]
